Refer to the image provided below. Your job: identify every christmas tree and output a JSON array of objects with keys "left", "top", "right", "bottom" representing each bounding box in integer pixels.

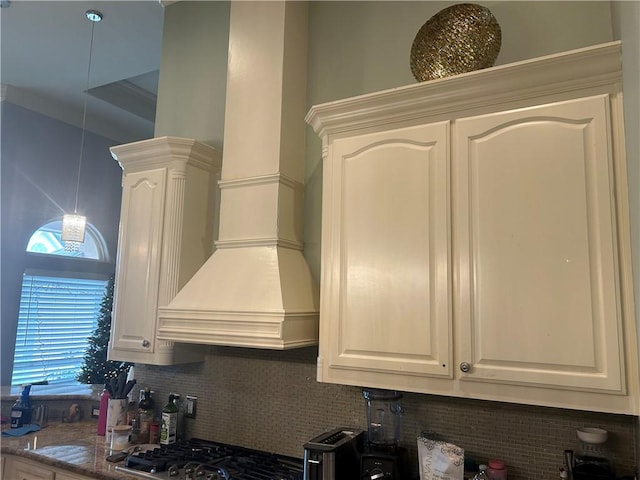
[{"left": 76, "top": 274, "right": 132, "bottom": 384}]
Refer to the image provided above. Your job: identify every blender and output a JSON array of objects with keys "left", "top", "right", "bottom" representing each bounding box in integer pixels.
[
  {"left": 360, "top": 389, "right": 407, "bottom": 480},
  {"left": 573, "top": 428, "right": 614, "bottom": 480}
]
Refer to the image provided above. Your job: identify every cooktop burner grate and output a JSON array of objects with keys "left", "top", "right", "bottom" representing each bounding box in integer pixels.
[{"left": 123, "top": 438, "right": 303, "bottom": 480}]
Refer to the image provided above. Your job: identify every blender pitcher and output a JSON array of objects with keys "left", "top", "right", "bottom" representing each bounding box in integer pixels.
[{"left": 362, "top": 389, "right": 404, "bottom": 447}]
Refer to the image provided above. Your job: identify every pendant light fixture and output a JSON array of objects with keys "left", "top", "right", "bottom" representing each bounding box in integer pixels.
[{"left": 62, "top": 9, "right": 103, "bottom": 245}]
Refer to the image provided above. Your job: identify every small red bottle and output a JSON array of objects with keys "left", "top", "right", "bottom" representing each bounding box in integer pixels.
[
  {"left": 149, "top": 422, "right": 160, "bottom": 444},
  {"left": 487, "top": 459, "right": 507, "bottom": 480},
  {"left": 97, "top": 389, "right": 110, "bottom": 435}
]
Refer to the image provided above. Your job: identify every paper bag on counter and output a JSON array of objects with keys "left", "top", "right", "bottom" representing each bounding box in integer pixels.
[{"left": 417, "top": 434, "right": 464, "bottom": 480}]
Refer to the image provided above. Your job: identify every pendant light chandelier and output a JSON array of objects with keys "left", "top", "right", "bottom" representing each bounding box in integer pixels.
[{"left": 61, "top": 9, "right": 103, "bottom": 246}]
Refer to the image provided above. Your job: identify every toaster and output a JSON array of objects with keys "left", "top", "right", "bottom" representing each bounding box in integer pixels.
[{"left": 303, "top": 428, "right": 365, "bottom": 480}]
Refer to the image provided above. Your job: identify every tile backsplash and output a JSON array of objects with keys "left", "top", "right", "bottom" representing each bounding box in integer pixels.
[{"left": 136, "top": 345, "right": 637, "bottom": 480}]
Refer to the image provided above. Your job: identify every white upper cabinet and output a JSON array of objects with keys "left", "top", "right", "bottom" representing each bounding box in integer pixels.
[
  {"left": 322, "top": 121, "right": 452, "bottom": 379},
  {"left": 110, "top": 167, "right": 165, "bottom": 356},
  {"left": 454, "top": 95, "right": 624, "bottom": 394},
  {"left": 306, "top": 42, "right": 639, "bottom": 414},
  {"left": 108, "top": 136, "right": 222, "bottom": 365}
]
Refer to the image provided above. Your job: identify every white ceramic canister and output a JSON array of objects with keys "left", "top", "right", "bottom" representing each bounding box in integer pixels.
[{"left": 110, "top": 424, "right": 132, "bottom": 451}]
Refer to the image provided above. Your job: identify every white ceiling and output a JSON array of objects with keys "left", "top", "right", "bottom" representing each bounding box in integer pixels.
[{"left": 1, "top": 0, "right": 166, "bottom": 143}]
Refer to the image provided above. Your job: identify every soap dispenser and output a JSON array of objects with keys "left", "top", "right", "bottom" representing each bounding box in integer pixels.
[{"left": 10, "top": 384, "right": 33, "bottom": 428}]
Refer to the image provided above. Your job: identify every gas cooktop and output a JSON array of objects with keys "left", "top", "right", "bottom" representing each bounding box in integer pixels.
[{"left": 114, "top": 438, "right": 304, "bottom": 480}]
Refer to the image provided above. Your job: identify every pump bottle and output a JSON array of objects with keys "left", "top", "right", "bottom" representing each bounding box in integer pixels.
[{"left": 11, "top": 385, "right": 33, "bottom": 428}]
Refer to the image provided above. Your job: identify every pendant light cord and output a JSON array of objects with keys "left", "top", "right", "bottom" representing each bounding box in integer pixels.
[{"left": 74, "top": 17, "right": 96, "bottom": 215}]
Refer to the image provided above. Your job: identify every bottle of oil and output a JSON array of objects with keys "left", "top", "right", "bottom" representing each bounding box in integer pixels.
[
  {"left": 160, "top": 394, "right": 178, "bottom": 445},
  {"left": 138, "top": 387, "right": 154, "bottom": 443},
  {"left": 130, "top": 417, "right": 140, "bottom": 445},
  {"left": 474, "top": 465, "right": 489, "bottom": 480}
]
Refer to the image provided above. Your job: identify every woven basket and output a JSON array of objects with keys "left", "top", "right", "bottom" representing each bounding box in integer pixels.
[{"left": 410, "top": 3, "right": 502, "bottom": 82}]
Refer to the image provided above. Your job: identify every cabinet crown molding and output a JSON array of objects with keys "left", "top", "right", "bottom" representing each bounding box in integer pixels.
[
  {"left": 306, "top": 41, "right": 622, "bottom": 138},
  {"left": 110, "top": 136, "right": 222, "bottom": 173}
]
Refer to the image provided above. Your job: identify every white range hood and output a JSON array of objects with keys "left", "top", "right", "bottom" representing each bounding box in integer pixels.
[{"left": 156, "top": 1, "right": 319, "bottom": 348}]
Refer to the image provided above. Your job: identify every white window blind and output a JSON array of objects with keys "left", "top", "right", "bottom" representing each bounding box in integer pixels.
[{"left": 11, "top": 274, "right": 107, "bottom": 386}]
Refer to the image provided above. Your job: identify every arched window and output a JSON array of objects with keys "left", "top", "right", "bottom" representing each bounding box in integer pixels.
[
  {"left": 25, "top": 219, "right": 108, "bottom": 260},
  {"left": 11, "top": 219, "right": 113, "bottom": 387}
]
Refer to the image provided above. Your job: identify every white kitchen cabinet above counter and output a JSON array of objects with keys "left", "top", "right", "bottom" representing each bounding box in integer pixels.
[
  {"left": 108, "top": 136, "right": 222, "bottom": 365},
  {"left": 305, "top": 42, "right": 639, "bottom": 414}
]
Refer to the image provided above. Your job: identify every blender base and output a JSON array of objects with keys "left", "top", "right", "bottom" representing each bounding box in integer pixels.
[{"left": 361, "top": 445, "right": 408, "bottom": 480}]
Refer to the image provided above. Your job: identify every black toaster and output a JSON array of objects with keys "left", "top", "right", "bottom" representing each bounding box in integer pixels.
[{"left": 303, "top": 428, "right": 365, "bottom": 480}]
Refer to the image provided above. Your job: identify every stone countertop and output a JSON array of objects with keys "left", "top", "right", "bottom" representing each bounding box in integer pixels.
[{"left": 1, "top": 421, "right": 140, "bottom": 480}]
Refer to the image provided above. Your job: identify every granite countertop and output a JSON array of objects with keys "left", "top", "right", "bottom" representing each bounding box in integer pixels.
[{"left": 1, "top": 421, "right": 140, "bottom": 480}]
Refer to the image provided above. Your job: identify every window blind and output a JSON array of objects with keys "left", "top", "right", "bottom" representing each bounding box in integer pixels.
[{"left": 11, "top": 274, "right": 107, "bottom": 386}]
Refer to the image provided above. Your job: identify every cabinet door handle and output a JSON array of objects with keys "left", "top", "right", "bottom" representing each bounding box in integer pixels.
[
  {"left": 142, "top": 340, "right": 150, "bottom": 348},
  {"left": 459, "top": 362, "right": 471, "bottom": 373}
]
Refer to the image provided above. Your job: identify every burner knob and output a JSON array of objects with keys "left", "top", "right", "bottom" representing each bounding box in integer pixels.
[
  {"left": 211, "top": 467, "right": 230, "bottom": 480},
  {"left": 185, "top": 465, "right": 195, "bottom": 480}
]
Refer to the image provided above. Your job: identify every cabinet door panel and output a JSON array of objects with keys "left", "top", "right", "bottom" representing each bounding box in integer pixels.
[
  {"left": 454, "top": 95, "right": 624, "bottom": 393},
  {"left": 55, "top": 472, "right": 93, "bottom": 480},
  {"left": 322, "top": 122, "right": 451, "bottom": 379},
  {"left": 111, "top": 169, "right": 166, "bottom": 353},
  {"left": 3, "top": 458, "right": 54, "bottom": 480}
]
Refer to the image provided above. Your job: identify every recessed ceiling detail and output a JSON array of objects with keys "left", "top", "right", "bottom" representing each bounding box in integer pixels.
[{"left": 88, "top": 70, "right": 158, "bottom": 122}]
